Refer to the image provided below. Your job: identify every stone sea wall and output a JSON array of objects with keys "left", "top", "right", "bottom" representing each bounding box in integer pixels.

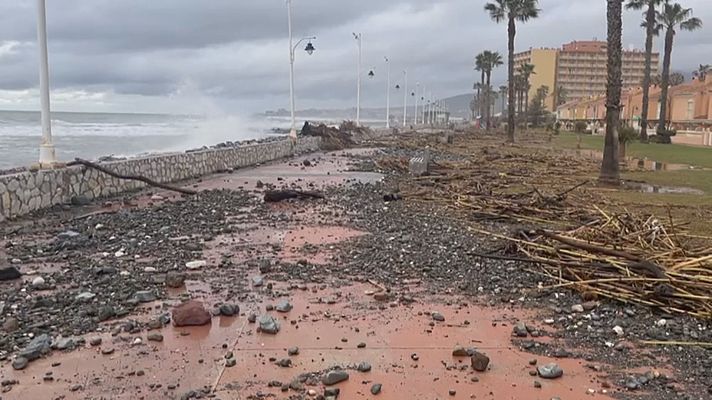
[{"left": 0, "top": 137, "right": 321, "bottom": 222}]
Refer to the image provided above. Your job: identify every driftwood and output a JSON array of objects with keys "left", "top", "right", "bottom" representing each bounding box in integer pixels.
[
  {"left": 263, "top": 190, "right": 324, "bottom": 203},
  {"left": 67, "top": 158, "right": 197, "bottom": 195}
]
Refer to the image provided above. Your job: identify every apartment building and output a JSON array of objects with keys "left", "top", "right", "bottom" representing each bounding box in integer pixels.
[{"left": 513, "top": 41, "right": 659, "bottom": 112}]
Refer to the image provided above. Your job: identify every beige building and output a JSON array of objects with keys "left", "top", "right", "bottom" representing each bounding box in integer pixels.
[{"left": 514, "top": 40, "right": 659, "bottom": 112}]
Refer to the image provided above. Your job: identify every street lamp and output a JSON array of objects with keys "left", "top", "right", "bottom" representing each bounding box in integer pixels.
[
  {"left": 413, "top": 82, "right": 420, "bottom": 125},
  {"left": 384, "top": 57, "right": 390, "bottom": 129},
  {"left": 402, "top": 70, "right": 408, "bottom": 127},
  {"left": 287, "top": 0, "right": 316, "bottom": 140},
  {"left": 353, "top": 33, "right": 362, "bottom": 126},
  {"left": 36, "top": 0, "right": 55, "bottom": 166}
]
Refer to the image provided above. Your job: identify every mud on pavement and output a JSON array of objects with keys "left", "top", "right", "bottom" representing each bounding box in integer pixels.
[{"left": 0, "top": 147, "right": 708, "bottom": 399}]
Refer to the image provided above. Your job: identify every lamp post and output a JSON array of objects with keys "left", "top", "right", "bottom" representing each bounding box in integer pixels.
[
  {"left": 36, "top": 0, "right": 55, "bottom": 166},
  {"left": 286, "top": 0, "right": 315, "bottom": 140},
  {"left": 413, "top": 82, "right": 420, "bottom": 125},
  {"left": 384, "top": 57, "right": 390, "bottom": 128},
  {"left": 402, "top": 70, "right": 408, "bottom": 127},
  {"left": 353, "top": 33, "right": 362, "bottom": 126}
]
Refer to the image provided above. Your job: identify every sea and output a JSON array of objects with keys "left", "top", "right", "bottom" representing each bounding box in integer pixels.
[{"left": 0, "top": 110, "right": 292, "bottom": 171}]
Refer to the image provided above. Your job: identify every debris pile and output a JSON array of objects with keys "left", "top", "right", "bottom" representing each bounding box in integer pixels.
[{"left": 301, "top": 121, "right": 374, "bottom": 150}]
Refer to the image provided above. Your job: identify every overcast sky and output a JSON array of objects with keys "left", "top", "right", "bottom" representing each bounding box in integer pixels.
[{"left": 0, "top": 0, "right": 709, "bottom": 115}]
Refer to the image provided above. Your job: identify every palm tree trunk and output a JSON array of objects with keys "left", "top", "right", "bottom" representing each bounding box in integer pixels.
[
  {"left": 657, "top": 28, "right": 674, "bottom": 135},
  {"left": 599, "top": 0, "right": 622, "bottom": 185},
  {"left": 480, "top": 70, "right": 485, "bottom": 126},
  {"left": 639, "top": 1, "right": 655, "bottom": 143},
  {"left": 507, "top": 17, "right": 516, "bottom": 142},
  {"left": 524, "top": 87, "right": 529, "bottom": 130},
  {"left": 485, "top": 72, "right": 492, "bottom": 130}
]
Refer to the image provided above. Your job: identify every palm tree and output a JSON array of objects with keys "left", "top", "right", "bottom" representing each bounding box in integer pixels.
[
  {"left": 626, "top": 0, "right": 664, "bottom": 142},
  {"left": 600, "top": 0, "right": 623, "bottom": 185},
  {"left": 518, "top": 63, "right": 535, "bottom": 126},
  {"left": 483, "top": 51, "right": 504, "bottom": 129},
  {"left": 499, "top": 85, "right": 508, "bottom": 115},
  {"left": 669, "top": 72, "right": 685, "bottom": 86},
  {"left": 693, "top": 64, "right": 710, "bottom": 81},
  {"left": 475, "top": 53, "right": 487, "bottom": 123},
  {"left": 556, "top": 85, "right": 568, "bottom": 106},
  {"left": 485, "top": 0, "right": 540, "bottom": 142},
  {"left": 656, "top": 2, "right": 702, "bottom": 135}
]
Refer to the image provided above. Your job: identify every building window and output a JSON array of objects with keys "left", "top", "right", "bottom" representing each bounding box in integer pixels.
[{"left": 687, "top": 99, "right": 694, "bottom": 120}]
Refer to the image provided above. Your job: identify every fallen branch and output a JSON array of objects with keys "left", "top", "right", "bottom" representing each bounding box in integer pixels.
[
  {"left": 67, "top": 158, "right": 197, "bottom": 195},
  {"left": 263, "top": 190, "right": 324, "bottom": 203}
]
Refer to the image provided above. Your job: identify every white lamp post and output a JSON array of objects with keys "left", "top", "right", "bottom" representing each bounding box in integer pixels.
[
  {"left": 353, "top": 33, "right": 362, "bottom": 126},
  {"left": 402, "top": 70, "right": 408, "bottom": 127},
  {"left": 286, "top": 0, "right": 316, "bottom": 140},
  {"left": 384, "top": 57, "right": 390, "bottom": 128},
  {"left": 413, "top": 82, "right": 420, "bottom": 125},
  {"left": 36, "top": 0, "right": 55, "bottom": 166}
]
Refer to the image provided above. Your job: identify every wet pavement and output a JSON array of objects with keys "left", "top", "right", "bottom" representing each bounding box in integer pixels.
[{"left": 0, "top": 149, "right": 667, "bottom": 399}]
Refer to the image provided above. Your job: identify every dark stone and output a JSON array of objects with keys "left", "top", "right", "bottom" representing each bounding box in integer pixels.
[
  {"left": 288, "top": 347, "right": 299, "bottom": 356},
  {"left": 452, "top": 346, "right": 470, "bottom": 357},
  {"left": 537, "top": 363, "right": 564, "bottom": 379},
  {"left": 357, "top": 362, "right": 372, "bottom": 372},
  {"left": 219, "top": 304, "right": 239, "bottom": 317},
  {"left": 513, "top": 322, "right": 528, "bottom": 337},
  {"left": 277, "top": 358, "right": 292, "bottom": 367},
  {"left": 12, "top": 356, "right": 28, "bottom": 370},
  {"left": 0, "top": 266, "right": 21, "bottom": 281},
  {"left": 97, "top": 305, "right": 116, "bottom": 322},
  {"left": 134, "top": 290, "right": 157, "bottom": 303},
  {"left": 19, "top": 334, "right": 51, "bottom": 361},
  {"left": 370, "top": 383, "right": 382, "bottom": 395},
  {"left": 70, "top": 196, "right": 91, "bottom": 206},
  {"left": 432, "top": 312, "right": 445, "bottom": 322},
  {"left": 275, "top": 300, "right": 293, "bottom": 313},
  {"left": 147, "top": 333, "right": 164, "bottom": 342},
  {"left": 2, "top": 317, "right": 19, "bottom": 332},
  {"left": 322, "top": 370, "right": 349, "bottom": 385},
  {"left": 165, "top": 272, "right": 185, "bottom": 288},
  {"left": 471, "top": 352, "right": 490, "bottom": 372},
  {"left": 172, "top": 301, "right": 211, "bottom": 327},
  {"left": 258, "top": 315, "right": 280, "bottom": 334}
]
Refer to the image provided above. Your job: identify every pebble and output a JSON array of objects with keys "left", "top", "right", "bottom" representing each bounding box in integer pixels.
[
  {"left": 538, "top": 363, "right": 564, "bottom": 379},
  {"left": 165, "top": 272, "right": 185, "bottom": 288},
  {"left": 172, "top": 300, "right": 212, "bottom": 327},
  {"left": 252, "top": 276, "right": 264, "bottom": 287},
  {"left": 225, "top": 357, "right": 236, "bottom": 368},
  {"left": 75, "top": 292, "right": 96, "bottom": 302},
  {"left": 452, "top": 346, "right": 471, "bottom": 357},
  {"left": 288, "top": 347, "right": 299, "bottom": 356},
  {"left": 185, "top": 260, "right": 207, "bottom": 270},
  {"left": 258, "top": 315, "right": 280, "bottom": 334},
  {"left": 2, "top": 317, "right": 19, "bottom": 332},
  {"left": 571, "top": 304, "right": 585, "bottom": 313},
  {"left": 471, "top": 351, "right": 490, "bottom": 372},
  {"left": 357, "top": 342, "right": 367, "bottom": 348},
  {"left": 534, "top": 380, "right": 542, "bottom": 388},
  {"left": 513, "top": 322, "right": 528, "bottom": 337},
  {"left": 219, "top": 304, "right": 239, "bottom": 317},
  {"left": 613, "top": 325, "right": 624, "bottom": 336},
  {"left": 277, "top": 358, "right": 292, "bottom": 367},
  {"left": 147, "top": 333, "right": 164, "bottom": 342},
  {"left": 357, "top": 362, "right": 372, "bottom": 372},
  {"left": 32, "top": 276, "right": 45, "bottom": 287},
  {"left": 432, "top": 312, "right": 445, "bottom": 322},
  {"left": 101, "top": 347, "right": 115, "bottom": 355},
  {"left": 275, "top": 300, "right": 293, "bottom": 313},
  {"left": 12, "top": 357, "right": 28, "bottom": 370},
  {"left": 134, "top": 290, "right": 157, "bottom": 303},
  {"left": 371, "top": 383, "right": 382, "bottom": 395},
  {"left": 322, "top": 370, "right": 349, "bottom": 385}
]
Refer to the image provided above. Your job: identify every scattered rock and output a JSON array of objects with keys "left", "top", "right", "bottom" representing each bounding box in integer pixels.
[
  {"left": 277, "top": 358, "right": 292, "bottom": 367},
  {"left": 370, "top": 383, "right": 382, "bottom": 395},
  {"left": 571, "top": 304, "right": 585, "bottom": 313},
  {"left": 185, "top": 260, "right": 207, "bottom": 270},
  {"left": 322, "top": 370, "right": 349, "bottom": 385},
  {"left": 513, "top": 322, "right": 528, "bottom": 337},
  {"left": 538, "top": 363, "right": 564, "bottom": 379},
  {"left": 89, "top": 337, "right": 102, "bottom": 346},
  {"left": 101, "top": 347, "right": 115, "bottom": 355},
  {"left": 357, "top": 342, "right": 367, "bottom": 349},
  {"left": 12, "top": 357, "right": 28, "bottom": 370},
  {"left": 275, "top": 300, "right": 293, "bottom": 313},
  {"left": 219, "top": 304, "right": 239, "bottom": 317},
  {"left": 452, "top": 346, "right": 471, "bottom": 357},
  {"left": 432, "top": 312, "right": 445, "bottom": 322},
  {"left": 75, "top": 292, "right": 96, "bottom": 302},
  {"left": 147, "top": 333, "right": 164, "bottom": 342},
  {"left": 19, "top": 334, "right": 51, "bottom": 361},
  {"left": 258, "top": 315, "right": 280, "bottom": 334},
  {"left": 134, "top": 290, "right": 157, "bottom": 303},
  {"left": 613, "top": 326, "right": 625, "bottom": 336},
  {"left": 0, "top": 267, "right": 22, "bottom": 281},
  {"left": 252, "top": 276, "right": 264, "bottom": 287},
  {"left": 172, "top": 301, "right": 212, "bottom": 327},
  {"left": 165, "top": 272, "right": 185, "bottom": 288},
  {"left": 534, "top": 380, "right": 542, "bottom": 388},
  {"left": 53, "top": 337, "right": 76, "bottom": 351},
  {"left": 357, "top": 362, "right": 372, "bottom": 372},
  {"left": 2, "top": 317, "right": 19, "bottom": 332},
  {"left": 471, "top": 351, "right": 490, "bottom": 372},
  {"left": 247, "top": 313, "right": 257, "bottom": 323},
  {"left": 31, "top": 276, "right": 46, "bottom": 287},
  {"left": 449, "top": 389, "right": 456, "bottom": 396},
  {"left": 225, "top": 357, "right": 237, "bottom": 368},
  {"left": 288, "top": 347, "right": 299, "bottom": 356}
]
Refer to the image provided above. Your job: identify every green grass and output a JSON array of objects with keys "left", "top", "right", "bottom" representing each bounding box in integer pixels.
[{"left": 553, "top": 132, "right": 712, "bottom": 169}]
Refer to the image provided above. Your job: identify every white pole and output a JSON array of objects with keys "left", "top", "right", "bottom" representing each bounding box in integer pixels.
[
  {"left": 385, "top": 57, "right": 390, "bottom": 129},
  {"left": 414, "top": 82, "right": 420, "bottom": 125},
  {"left": 428, "top": 91, "right": 433, "bottom": 125},
  {"left": 287, "top": 0, "right": 297, "bottom": 140},
  {"left": 402, "top": 70, "right": 408, "bottom": 127},
  {"left": 36, "top": 0, "right": 55, "bottom": 166},
  {"left": 354, "top": 33, "right": 362, "bottom": 126}
]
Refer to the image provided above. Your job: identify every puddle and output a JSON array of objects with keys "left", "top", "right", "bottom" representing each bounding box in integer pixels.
[
  {"left": 570, "top": 149, "right": 701, "bottom": 172},
  {"left": 623, "top": 181, "right": 705, "bottom": 195}
]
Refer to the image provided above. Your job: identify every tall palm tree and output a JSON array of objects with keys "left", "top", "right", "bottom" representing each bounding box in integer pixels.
[
  {"left": 485, "top": 0, "right": 540, "bottom": 142},
  {"left": 475, "top": 53, "right": 487, "bottom": 123},
  {"left": 518, "top": 63, "right": 535, "bottom": 126},
  {"left": 499, "top": 85, "right": 508, "bottom": 115},
  {"left": 626, "top": 0, "right": 664, "bottom": 142},
  {"left": 693, "top": 64, "right": 710, "bottom": 81},
  {"left": 473, "top": 82, "right": 483, "bottom": 121},
  {"left": 656, "top": 2, "right": 702, "bottom": 135},
  {"left": 483, "top": 51, "right": 504, "bottom": 129},
  {"left": 600, "top": 0, "right": 623, "bottom": 185}
]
